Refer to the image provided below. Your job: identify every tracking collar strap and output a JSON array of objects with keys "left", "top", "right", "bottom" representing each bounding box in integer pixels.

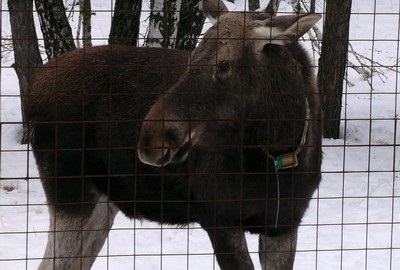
[
  {"left": 262, "top": 98, "right": 310, "bottom": 171},
  {"left": 262, "top": 98, "right": 310, "bottom": 229}
]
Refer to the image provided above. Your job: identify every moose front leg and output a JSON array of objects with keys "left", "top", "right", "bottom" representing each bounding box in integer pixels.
[
  {"left": 258, "top": 227, "right": 298, "bottom": 270},
  {"left": 204, "top": 226, "right": 254, "bottom": 270},
  {"left": 39, "top": 194, "right": 119, "bottom": 270}
]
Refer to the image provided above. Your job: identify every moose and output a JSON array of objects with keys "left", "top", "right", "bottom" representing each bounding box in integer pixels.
[{"left": 25, "top": 1, "right": 322, "bottom": 269}]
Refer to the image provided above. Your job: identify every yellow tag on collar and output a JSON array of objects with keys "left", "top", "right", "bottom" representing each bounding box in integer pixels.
[{"left": 274, "top": 153, "right": 299, "bottom": 170}]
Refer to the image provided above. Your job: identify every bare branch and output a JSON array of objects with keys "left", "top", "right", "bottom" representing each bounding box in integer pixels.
[
  {"left": 1, "top": 34, "right": 14, "bottom": 58},
  {"left": 286, "top": 0, "right": 301, "bottom": 14},
  {"left": 347, "top": 42, "right": 395, "bottom": 88}
]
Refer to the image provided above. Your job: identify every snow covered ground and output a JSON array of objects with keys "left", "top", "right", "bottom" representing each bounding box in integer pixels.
[{"left": 1, "top": 0, "right": 399, "bottom": 269}]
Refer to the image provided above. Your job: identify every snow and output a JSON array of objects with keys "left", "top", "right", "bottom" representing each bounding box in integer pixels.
[{"left": 1, "top": 0, "right": 399, "bottom": 269}]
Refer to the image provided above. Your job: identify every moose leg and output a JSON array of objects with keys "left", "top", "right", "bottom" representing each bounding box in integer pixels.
[
  {"left": 258, "top": 227, "right": 298, "bottom": 270},
  {"left": 38, "top": 194, "right": 119, "bottom": 270},
  {"left": 204, "top": 226, "right": 254, "bottom": 270}
]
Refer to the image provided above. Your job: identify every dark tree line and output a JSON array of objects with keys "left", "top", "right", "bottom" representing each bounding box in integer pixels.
[
  {"left": 9, "top": 0, "right": 206, "bottom": 90},
  {"left": 8, "top": 0, "right": 352, "bottom": 141}
]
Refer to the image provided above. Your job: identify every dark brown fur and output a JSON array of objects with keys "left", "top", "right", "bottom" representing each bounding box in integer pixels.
[
  {"left": 27, "top": 13, "right": 322, "bottom": 270},
  {"left": 26, "top": 45, "right": 191, "bottom": 269},
  {"left": 138, "top": 13, "right": 322, "bottom": 269}
]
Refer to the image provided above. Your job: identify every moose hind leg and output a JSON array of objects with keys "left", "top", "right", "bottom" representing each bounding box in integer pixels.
[
  {"left": 204, "top": 226, "right": 254, "bottom": 270},
  {"left": 39, "top": 194, "right": 119, "bottom": 270},
  {"left": 258, "top": 227, "right": 298, "bottom": 270}
]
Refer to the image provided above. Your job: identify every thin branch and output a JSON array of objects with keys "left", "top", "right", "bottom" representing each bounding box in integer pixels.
[
  {"left": 1, "top": 34, "right": 14, "bottom": 58},
  {"left": 67, "top": 0, "right": 78, "bottom": 20},
  {"left": 286, "top": 0, "right": 301, "bottom": 14},
  {"left": 284, "top": 0, "right": 396, "bottom": 88},
  {"left": 347, "top": 42, "right": 395, "bottom": 88}
]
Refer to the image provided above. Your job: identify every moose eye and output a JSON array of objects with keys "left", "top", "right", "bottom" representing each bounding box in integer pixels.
[{"left": 217, "top": 61, "right": 230, "bottom": 73}]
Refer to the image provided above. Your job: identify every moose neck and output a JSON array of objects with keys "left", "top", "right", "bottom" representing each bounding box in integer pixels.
[{"left": 233, "top": 51, "right": 309, "bottom": 156}]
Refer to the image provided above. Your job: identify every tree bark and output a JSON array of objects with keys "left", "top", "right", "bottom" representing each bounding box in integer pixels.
[
  {"left": 145, "top": 0, "right": 182, "bottom": 48},
  {"left": 109, "top": 0, "right": 142, "bottom": 46},
  {"left": 8, "top": 0, "right": 43, "bottom": 143},
  {"left": 34, "top": 0, "right": 76, "bottom": 60},
  {"left": 310, "top": 0, "right": 316, "bottom": 13},
  {"left": 318, "top": 0, "right": 352, "bottom": 138},
  {"left": 265, "top": 0, "right": 281, "bottom": 15},
  {"left": 81, "top": 0, "right": 92, "bottom": 47},
  {"left": 175, "top": 0, "right": 205, "bottom": 51},
  {"left": 249, "top": 0, "right": 260, "bottom": 11}
]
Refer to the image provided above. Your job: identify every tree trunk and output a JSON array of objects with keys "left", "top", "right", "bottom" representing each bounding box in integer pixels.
[
  {"left": 310, "top": 0, "right": 316, "bottom": 13},
  {"left": 8, "top": 0, "right": 43, "bottom": 143},
  {"left": 109, "top": 0, "right": 142, "bottom": 46},
  {"left": 249, "top": 0, "right": 260, "bottom": 11},
  {"left": 318, "top": 0, "right": 352, "bottom": 138},
  {"left": 81, "top": 0, "right": 92, "bottom": 47},
  {"left": 265, "top": 0, "right": 281, "bottom": 15},
  {"left": 175, "top": 0, "right": 205, "bottom": 51},
  {"left": 145, "top": 0, "right": 182, "bottom": 48},
  {"left": 34, "top": 0, "right": 76, "bottom": 60}
]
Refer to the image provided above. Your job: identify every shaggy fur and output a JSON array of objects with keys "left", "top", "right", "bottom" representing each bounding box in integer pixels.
[
  {"left": 139, "top": 12, "right": 322, "bottom": 270},
  {"left": 27, "top": 12, "right": 322, "bottom": 270}
]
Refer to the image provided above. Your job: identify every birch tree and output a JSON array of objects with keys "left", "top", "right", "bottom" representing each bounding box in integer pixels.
[
  {"left": 175, "top": 0, "right": 205, "bottom": 50},
  {"left": 145, "top": 0, "right": 182, "bottom": 48},
  {"left": 266, "top": 0, "right": 281, "bottom": 15},
  {"left": 76, "top": 0, "right": 92, "bottom": 48},
  {"left": 34, "top": 0, "right": 76, "bottom": 60}
]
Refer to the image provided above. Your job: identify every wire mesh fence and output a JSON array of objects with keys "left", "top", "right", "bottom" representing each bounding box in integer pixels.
[{"left": 0, "top": 0, "right": 399, "bottom": 269}]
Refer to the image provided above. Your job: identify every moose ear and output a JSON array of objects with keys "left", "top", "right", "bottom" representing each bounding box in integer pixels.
[
  {"left": 253, "top": 14, "right": 321, "bottom": 49},
  {"left": 199, "top": 0, "right": 229, "bottom": 24}
]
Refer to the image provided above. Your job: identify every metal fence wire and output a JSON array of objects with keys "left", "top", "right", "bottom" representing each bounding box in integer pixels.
[{"left": 0, "top": 0, "right": 399, "bottom": 269}]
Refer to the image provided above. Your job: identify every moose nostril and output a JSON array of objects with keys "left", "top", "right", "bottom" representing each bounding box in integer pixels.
[
  {"left": 138, "top": 137, "right": 172, "bottom": 167},
  {"left": 157, "top": 147, "right": 171, "bottom": 166},
  {"left": 138, "top": 123, "right": 188, "bottom": 167}
]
